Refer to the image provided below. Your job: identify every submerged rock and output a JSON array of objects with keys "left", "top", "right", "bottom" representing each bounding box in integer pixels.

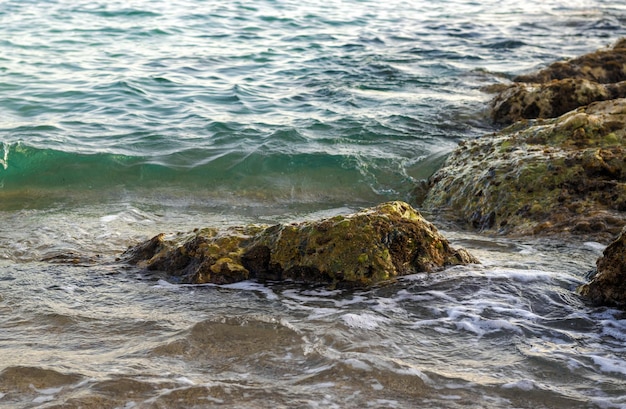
[
  {"left": 579, "top": 226, "right": 626, "bottom": 308},
  {"left": 490, "top": 39, "right": 626, "bottom": 124},
  {"left": 422, "top": 98, "right": 626, "bottom": 239},
  {"left": 123, "top": 201, "right": 478, "bottom": 287}
]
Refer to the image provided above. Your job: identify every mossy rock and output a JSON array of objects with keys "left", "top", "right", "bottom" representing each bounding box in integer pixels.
[
  {"left": 514, "top": 38, "right": 626, "bottom": 84},
  {"left": 578, "top": 226, "right": 626, "bottom": 308},
  {"left": 422, "top": 99, "right": 626, "bottom": 239},
  {"left": 491, "top": 78, "right": 626, "bottom": 124},
  {"left": 123, "top": 226, "right": 264, "bottom": 284},
  {"left": 123, "top": 201, "right": 478, "bottom": 287},
  {"left": 490, "top": 39, "right": 626, "bottom": 125}
]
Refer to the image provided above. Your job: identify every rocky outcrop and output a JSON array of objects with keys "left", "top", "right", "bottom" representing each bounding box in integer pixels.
[
  {"left": 491, "top": 39, "right": 626, "bottom": 124},
  {"left": 515, "top": 38, "right": 626, "bottom": 84},
  {"left": 123, "top": 201, "right": 478, "bottom": 287},
  {"left": 491, "top": 78, "right": 626, "bottom": 125},
  {"left": 421, "top": 98, "right": 626, "bottom": 240},
  {"left": 579, "top": 226, "right": 626, "bottom": 307}
]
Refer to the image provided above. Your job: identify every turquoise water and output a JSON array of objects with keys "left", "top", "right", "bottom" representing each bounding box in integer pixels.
[
  {"left": 2, "top": 0, "right": 624, "bottom": 209},
  {"left": 1, "top": 1, "right": 626, "bottom": 408}
]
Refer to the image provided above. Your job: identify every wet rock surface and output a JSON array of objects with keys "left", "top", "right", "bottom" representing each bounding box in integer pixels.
[
  {"left": 123, "top": 201, "right": 478, "bottom": 287},
  {"left": 491, "top": 39, "right": 626, "bottom": 124},
  {"left": 515, "top": 38, "right": 626, "bottom": 84},
  {"left": 422, "top": 98, "right": 626, "bottom": 240},
  {"left": 491, "top": 78, "right": 626, "bottom": 125},
  {"left": 579, "top": 226, "right": 626, "bottom": 308}
]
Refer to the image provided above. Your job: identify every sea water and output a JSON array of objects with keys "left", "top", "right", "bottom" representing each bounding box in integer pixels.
[{"left": 1, "top": 0, "right": 626, "bottom": 408}]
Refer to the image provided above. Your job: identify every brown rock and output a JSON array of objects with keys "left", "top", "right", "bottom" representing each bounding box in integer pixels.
[
  {"left": 578, "top": 226, "right": 626, "bottom": 308},
  {"left": 422, "top": 99, "right": 626, "bottom": 239},
  {"left": 514, "top": 38, "right": 626, "bottom": 84},
  {"left": 491, "top": 78, "right": 626, "bottom": 124},
  {"left": 123, "top": 201, "right": 479, "bottom": 287}
]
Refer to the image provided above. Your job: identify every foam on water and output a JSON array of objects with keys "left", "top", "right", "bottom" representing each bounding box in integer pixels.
[{"left": 340, "top": 312, "right": 390, "bottom": 330}]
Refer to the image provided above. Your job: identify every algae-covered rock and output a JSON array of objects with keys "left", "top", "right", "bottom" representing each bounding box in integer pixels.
[
  {"left": 491, "top": 78, "right": 626, "bottom": 124},
  {"left": 123, "top": 226, "right": 264, "bottom": 284},
  {"left": 578, "top": 226, "right": 626, "bottom": 308},
  {"left": 123, "top": 201, "right": 478, "bottom": 287},
  {"left": 243, "top": 201, "right": 478, "bottom": 286},
  {"left": 514, "top": 38, "right": 626, "bottom": 84},
  {"left": 422, "top": 99, "right": 626, "bottom": 239},
  {"left": 490, "top": 39, "right": 626, "bottom": 124}
]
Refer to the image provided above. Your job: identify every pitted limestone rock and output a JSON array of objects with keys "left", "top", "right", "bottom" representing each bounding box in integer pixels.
[
  {"left": 123, "top": 201, "right": 478, "bottom": 287},
  {"left": 423, "top": 99, "right": 626, "bottom": 239}
]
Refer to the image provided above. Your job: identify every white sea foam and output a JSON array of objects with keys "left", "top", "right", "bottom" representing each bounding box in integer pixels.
[
  {"left": 31, "top": 385, "right": 63, "bottom": 395},
  {"left": 154, "top": 279, "right": 180, "bottom": 289},
  {"left": 456, "top": 319, "right": 486, "bottom": 336},
  {"left": 488, "top": 268, "right": 554, "bottom": 282},
  {"left": 599, "top": 316, "right": 626, "bottom": 341},
  {"left": 100, "top": 214, "right": 119, "bottom": 223},
  {"left": 341, "top": 312, "right": 389, "bottom": 330},
  {"left": 222, "top": 280, "right": 279, "bottom": 300},
  {"left": 425, "top": 290, "right": 457, "bottom": 302},
  {"left": 590, "top": 355, "right": 626, "bottom": 376},
  {"left": 175, "top": 377, "right": 195, "bottom": 385},
  {"left": 502, "top": 379, "right": 536, "bottom": 391},
  {"left": 305, "top": 307, "right": 340, "bottom": 320},
  {"left": 281, "top": 289, "right": 366, "bottom": 307},
  {"left": 345, "top": 358, "right": 373, "bottom": 371},
  {"left": 583, "top": 241, "right": 607, "bottom": 253},
  {"left": 370, "top": 399, "right": 399, "bottom": 408},
  {"left": 32, "top": 395, "right": 55, "bottom": 403},
  {"left": 589, "top": 397, "right": 626, "bottom": 409},
  {"left": 439, "top": 394, "right": 462, "bottom": 400},
  {"left": 0, "top": 142, "right": 8, "bottom": 170}
]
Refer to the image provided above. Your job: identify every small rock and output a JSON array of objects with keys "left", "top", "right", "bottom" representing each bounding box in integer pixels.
[{"left": 578, "top": 226, "right": 626, "bottom": 308}]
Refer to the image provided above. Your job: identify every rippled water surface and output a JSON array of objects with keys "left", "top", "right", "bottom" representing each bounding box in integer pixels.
[{"left": 1, "top": 0, "right": 626, "bottom": 407}]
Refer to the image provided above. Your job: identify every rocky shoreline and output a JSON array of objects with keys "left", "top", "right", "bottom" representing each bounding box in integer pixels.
[
  {"left": 120, "top": 40, "right": 626, "bottom": 307},
  {"left": 420, "top": 38, "right": 626, "bottom": 308}
]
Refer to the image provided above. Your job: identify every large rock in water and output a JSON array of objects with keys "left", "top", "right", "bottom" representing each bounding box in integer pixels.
[
  {"left": 579, "top": 226, "right": 626, "bottom": 308},
  {"left": 123, "top": 201, "right": 478, "bottom": 287},
  {"left": 491, "top": 38, "right": 626, "bottom": 124},
  {"left": 421, "top": 98, "right": 626, "bottom": 240}
]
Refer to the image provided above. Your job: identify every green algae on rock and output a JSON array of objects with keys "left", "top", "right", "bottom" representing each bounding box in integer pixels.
[
  {"left": 123, "top": 201, "right": 478, "bottom": 287},
  {"left": 123, "top": 225, "right": 264, "bottom": 285},
  {"left": 579, "top": 226, "right": 626, "bottom": 308},
  {"left": 422, "top": 98, "right": 626, "bottom": 240}
]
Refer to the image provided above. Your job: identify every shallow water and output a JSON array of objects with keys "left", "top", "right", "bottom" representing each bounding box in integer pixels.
[
  {"left": 1, "top": 0, "right": 626, "bottom": 408},
  {"left": 1, "top": 220, "right": 625, "bottom": 409}
]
